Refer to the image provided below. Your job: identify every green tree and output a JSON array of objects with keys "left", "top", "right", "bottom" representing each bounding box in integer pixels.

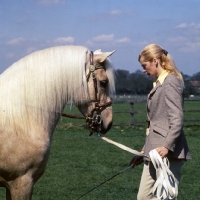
[
  {"left": 115, "top": 69, "right": 131, "bottom": 94},
  {"left": 129, "top": 70, "right": 153, "bottom": 94}
]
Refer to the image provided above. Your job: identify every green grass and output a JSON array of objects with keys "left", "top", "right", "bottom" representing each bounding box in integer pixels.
[
  {"left": 0, "top": 101, "right": 199, "bottom": 199},
  {"left": 31, "top": 127, "right": 145, "bottom": 200}
]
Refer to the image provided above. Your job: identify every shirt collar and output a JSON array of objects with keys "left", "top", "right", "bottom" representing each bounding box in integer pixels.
[{"left": 153, "top": 70, "right": 169, "bottom": 88}]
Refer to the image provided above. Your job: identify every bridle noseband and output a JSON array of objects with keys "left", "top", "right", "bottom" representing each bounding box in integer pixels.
[{"left": 61, "top": 51, "right": 112, "bottom": 135}]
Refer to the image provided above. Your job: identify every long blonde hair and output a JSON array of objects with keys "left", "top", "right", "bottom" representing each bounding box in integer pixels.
[{"left": 138, "top": 44, "right": 184, "bottom": 86}]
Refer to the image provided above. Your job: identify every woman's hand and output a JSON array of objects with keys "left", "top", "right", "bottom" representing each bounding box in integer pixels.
[
  {"left": 129, "top": 152, "right": 144, "bottom": 168},
  {"left": 156, "top": 146, "right": 169, "bottom": 158}
]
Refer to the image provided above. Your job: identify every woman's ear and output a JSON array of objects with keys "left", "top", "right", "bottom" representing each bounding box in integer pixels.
[
  {"left": 153, "top": 58, "right": 158, "bottom": 64},
  {"left": 153, "top": 58, "right": 159, "bottom": 68}
]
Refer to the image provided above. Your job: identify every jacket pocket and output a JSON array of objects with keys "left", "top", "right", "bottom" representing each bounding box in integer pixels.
[
  {"left": 150, "top": 124, "right": 168, "bottom": 144},
  {"left": 153, "top": 124, "right": 168, "bottom": 137}
]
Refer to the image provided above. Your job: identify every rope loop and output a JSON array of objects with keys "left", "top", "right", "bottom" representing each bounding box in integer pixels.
[{"left": 149, "top": 149, "right": 178, "bottom": 200}]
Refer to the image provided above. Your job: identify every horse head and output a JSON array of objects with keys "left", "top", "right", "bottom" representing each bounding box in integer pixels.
[{"left": 77, "top": 49, "right": 116, "bottom": 135}]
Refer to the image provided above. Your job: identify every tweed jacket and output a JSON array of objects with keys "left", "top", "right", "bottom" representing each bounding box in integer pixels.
[{"left": 143, "top": 74, "right": 191, "bottom": 160}]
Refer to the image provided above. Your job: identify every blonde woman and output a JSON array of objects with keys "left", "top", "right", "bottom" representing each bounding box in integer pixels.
[{"left": 130, "top": 44, "right": 191, "bottom": 200}]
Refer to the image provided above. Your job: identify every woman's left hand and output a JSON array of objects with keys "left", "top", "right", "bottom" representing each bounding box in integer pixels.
[{"left": 156, "top": 146, "right": 169, "bottom": 158}]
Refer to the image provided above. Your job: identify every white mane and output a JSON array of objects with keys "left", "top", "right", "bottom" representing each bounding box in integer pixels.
[{"left": 0, "top": 45, "right": 115, "bottom": 134}]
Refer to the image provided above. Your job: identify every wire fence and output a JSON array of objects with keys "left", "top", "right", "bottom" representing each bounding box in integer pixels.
[
  {"left": 63, "top": 97, "right": 200, "bottom": 127},
  {"left": 111, "top": 99, "right": 200, "bottom": 126}
]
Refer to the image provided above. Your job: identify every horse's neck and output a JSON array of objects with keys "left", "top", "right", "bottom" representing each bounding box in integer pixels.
[{"left": 41, "top": 103, "right": 65, "bottom": 130}]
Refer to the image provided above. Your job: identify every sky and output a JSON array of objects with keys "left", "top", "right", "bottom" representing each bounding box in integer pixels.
[{"left": 0, "top": 0, "right": 200, "bottom": 76}]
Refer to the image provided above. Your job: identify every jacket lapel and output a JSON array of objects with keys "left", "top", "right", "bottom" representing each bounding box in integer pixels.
[
  {"left": 148, "top": 82, "right": 161, "bottom": 100},
  {"left": 147, "top": 82, "right": 162, "bottom": 121}
]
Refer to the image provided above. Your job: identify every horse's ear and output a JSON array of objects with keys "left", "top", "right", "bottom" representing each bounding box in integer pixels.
[
  {"left": 94, "top": 49, "right": 102, "bottom": 53},
  {"left": 94, "top": 50, "right": 116, "bottom": 63}
]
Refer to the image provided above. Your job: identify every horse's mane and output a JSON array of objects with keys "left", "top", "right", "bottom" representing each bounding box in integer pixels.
[{"left": 0, "top": 45, "right": 115, "bottom": 133}]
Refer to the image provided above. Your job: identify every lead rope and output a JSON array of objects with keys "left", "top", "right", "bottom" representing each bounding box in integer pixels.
[
  {"left": 101, "top": 136, "right": 148, "bottom": 157},
  {"left": 75, "top": 136, "right": 147, "bottom": 200},
  {"left": 75, "top": 136, "right": 177, "bottom": 200},
  {"left": 149, "top": 149, "right": 178, "bottom": 200}
]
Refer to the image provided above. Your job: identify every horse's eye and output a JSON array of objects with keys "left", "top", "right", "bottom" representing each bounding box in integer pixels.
[{"left": 99, "top": 80, "right": 108, "bottom": 88}]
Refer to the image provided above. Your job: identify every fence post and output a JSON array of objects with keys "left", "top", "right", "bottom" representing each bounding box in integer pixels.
[{"left": 130, "top": 101, "right": 134, "bottom": 125}]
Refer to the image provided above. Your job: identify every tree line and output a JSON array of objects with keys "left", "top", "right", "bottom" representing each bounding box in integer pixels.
[{"left": 115, "top": 69, "right": 200, "bottom": 97}]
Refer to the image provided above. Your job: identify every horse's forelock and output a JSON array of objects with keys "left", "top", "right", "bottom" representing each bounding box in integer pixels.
[{"left": 105, "top": 58, "right": 115, "bottom": 96}]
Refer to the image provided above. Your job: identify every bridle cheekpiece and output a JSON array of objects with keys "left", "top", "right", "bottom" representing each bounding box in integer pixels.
[{"left": 62, "top": 51, "right": 112, "bottom": 136}]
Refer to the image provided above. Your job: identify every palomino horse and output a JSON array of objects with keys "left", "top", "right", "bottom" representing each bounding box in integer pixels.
[{"left": 0, "top": 45, "right": 115, "bottom": 199}]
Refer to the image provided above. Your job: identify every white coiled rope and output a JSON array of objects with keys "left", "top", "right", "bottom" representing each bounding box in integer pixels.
[{"left": 149, "top": 149, "right": 178, "bottom": 200}]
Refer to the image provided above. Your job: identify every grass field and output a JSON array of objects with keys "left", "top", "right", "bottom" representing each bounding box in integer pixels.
[{"left": 0, "top": 101, "right": 199, "bottom": 199}]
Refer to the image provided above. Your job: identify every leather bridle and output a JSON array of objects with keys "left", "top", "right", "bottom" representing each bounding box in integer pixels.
[{"left": 61, "top": 51, "right": 112, "bottom": 135}]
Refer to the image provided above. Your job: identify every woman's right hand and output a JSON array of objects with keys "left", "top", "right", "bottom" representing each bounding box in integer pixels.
[{"left": 129, "top": 155, "right": 144, "bottom": 168}]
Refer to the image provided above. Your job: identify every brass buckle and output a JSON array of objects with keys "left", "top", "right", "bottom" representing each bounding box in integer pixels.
[{"left": 89, "top": 65, "right": 95, "bottom": 72}]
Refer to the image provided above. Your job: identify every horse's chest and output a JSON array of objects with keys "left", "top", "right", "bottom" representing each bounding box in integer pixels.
[{"left": 0, "top": 133, "right": 50, "bottom": 178}]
